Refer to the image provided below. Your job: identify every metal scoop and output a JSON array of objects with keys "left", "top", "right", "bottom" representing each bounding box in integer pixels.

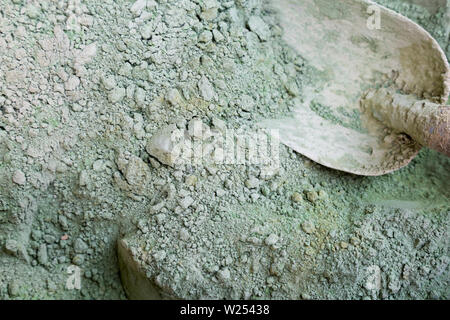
[{"left": 263, "top": 0, "right": 449, "bottom": 176}]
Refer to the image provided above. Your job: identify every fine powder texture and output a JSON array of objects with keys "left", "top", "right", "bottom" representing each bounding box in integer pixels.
[{"left": 0, "top": 0, "right": 448, "bottom": 300}]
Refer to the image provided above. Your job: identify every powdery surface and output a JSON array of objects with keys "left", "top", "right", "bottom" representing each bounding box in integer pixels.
[{"left": 0, "top": 0, "right": 448, "bottom": 299}]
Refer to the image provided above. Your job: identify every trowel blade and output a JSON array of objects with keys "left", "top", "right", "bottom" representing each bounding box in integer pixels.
[{"left": 263, "top": 0, "right": 449, "bottom": 175}]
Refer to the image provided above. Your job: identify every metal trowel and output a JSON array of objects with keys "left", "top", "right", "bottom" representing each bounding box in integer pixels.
[{"left": 263, "top": 0, "right": 449, "bottom": 176}]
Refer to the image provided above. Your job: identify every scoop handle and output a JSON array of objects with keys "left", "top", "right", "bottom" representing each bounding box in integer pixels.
[
  {"left": 427, "top": 107, "right": 450, "bottom": 156},
  {"left": 362, "top": 89, "right": 449, "bottom": 157}
]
